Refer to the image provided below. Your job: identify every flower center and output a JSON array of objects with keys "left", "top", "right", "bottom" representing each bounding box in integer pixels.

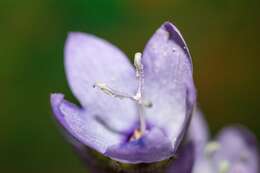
[{"left": 93, "top": 52, "right": 152, "bottom": 140}]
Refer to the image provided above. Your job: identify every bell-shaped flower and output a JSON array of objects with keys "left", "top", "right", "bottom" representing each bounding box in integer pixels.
[
  {"left": 192, "top": 126, "right": 259, "bottom": 173},
  {"left": 50, "top": 21, "right": 196, "bottom": 164}
]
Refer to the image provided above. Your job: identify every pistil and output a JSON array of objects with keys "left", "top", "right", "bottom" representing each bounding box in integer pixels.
[
  {"left": 133, "top": 52, "right": 146, "bottom": 134},
  {"left": 93, "top": 52, "right": 149, "bottom": 139}
]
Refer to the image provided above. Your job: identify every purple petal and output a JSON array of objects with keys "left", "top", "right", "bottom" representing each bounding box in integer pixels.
[
  {"left": 166, "top": 142, "right": 195, "bottom": 173},
  {"left": 105, "top": 128, "right": 173, "bottom": 163},
  {"left": 186, "top": 108, "right": 212, "bottom": 173},
  {"left": 193, "top": 159, "right": 215, "bottom": 173},
  {"left": 142, "top": 22, "right": 196, "bottom": 150},
  {"left": 64, "top": 32, "right": 138, "bottom": 132},
  {"left": 213, "top": 126, "right": 259, "bottom": 173},
  {"left": 187, "top": 107, "right": 209, "bottom": 157},
  {"left": 50, "top": 93, "right": 124, "bottom": 153}
]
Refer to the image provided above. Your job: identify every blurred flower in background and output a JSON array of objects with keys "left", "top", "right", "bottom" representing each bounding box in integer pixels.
[
  {"left": 167, "top": 110, "right": 259, "bottom": 173},
  {"left": 0, "top": 0, "right": 259, "bottom": 173}
]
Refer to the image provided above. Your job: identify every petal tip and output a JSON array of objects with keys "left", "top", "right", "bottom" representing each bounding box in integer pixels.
[
  {"left": 65, "top": 32, "right": 87, "bottom": 48},
  {"left": 50, "top": 93, "right": 64, "bottom": 106},
  {"left": 50, "top": 93, "right": 66, "bottom": 121},
  {"left": 161, "top": 21, "right": 191, "bottom": 60},
  {"left": 162, "top": 21, "right": 176, "bottom": 29},
  {"left": 67, "top": 32, "right": 85, "bottom": 39}
]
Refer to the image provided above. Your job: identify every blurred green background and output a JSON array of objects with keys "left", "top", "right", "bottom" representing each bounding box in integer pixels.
[{"left": 0, "top": 0, "right": 259, "bottom": 172}]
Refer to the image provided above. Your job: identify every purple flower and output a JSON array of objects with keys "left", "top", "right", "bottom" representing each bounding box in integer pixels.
[
  {"left": 188, "top": 109, "right": 259, "bottom": 173},
  {"left": 50, "top": 21, "right": 196, "bottom": 164},
  {"left": 191, "top": 125, "right": 259, "bottom": 173},
  {"left": 212, "top": 126, "right": 259, "bottom": 173},
  {"left": 167, "top": 109, "right": 259, "bottom": 173}
]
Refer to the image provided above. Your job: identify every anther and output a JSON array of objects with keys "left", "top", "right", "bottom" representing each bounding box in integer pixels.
[
  {"left": 134, "top": 52, "right": 143, "bottom": 76},
  {"left": 142, "top": 100, "right": 153, "bottom": 108}
]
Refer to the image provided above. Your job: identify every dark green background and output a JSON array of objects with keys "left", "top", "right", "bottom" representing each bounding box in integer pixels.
[{"left": 0, "top": 0, "right": 259, "bottom": 172}]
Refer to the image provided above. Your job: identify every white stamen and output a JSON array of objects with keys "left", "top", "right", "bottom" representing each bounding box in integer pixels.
[
  {"left": 93, "top": 82, "right": 151, "bottom": 108},
  {"left": 134, "top": 52, "right": 145, "bottom": 134},
  {"left": 93, "top": 52, "right": 149, "bottom": 138},
  {"left": 134, "top": 52, "right": 143, "bottom": 76},
  {"left": 93, "top": 82, "right": 133, "bottom": 100},
  {"left": 134, "top": 52, "right": 144, "bottom": 95}
]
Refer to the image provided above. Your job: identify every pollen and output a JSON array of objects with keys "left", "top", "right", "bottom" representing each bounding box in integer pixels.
[{"left": 130, "top": 129, "right": 143, "bottom": 141}]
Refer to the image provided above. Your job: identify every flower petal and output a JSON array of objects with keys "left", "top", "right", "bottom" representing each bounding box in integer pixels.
[
  {"left": 104, "top": 128, "right": 173, "bottom": 163},
  {"left": 187, "top": 108, "right": 211, "bottom": 173},
  {"left": 187, "top": 107, "right": 209, "bottom": 157},
  {"left": 192, "top": 158, "right": 214, "bottom": 173},
  {"left": 142, "top": 22, "right": 196, "bottom": 149},
  {"left": 50, "top": 93, "right": 124, "bottom": 153},
  {"left": 166, "top": 142, "right": 195, "bottom": 173},
  {"left": 64, "top": 32, "right": 138, "bottom": 132},
  {"left": 213, "top": 126, "right": 259, "bottom": 173}
]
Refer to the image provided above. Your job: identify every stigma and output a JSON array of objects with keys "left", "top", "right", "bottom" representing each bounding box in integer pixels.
[{"left": 93, "top": 52, "right": 151, "bottom": 139}]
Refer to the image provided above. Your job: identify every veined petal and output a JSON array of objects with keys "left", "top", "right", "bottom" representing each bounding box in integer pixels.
[
  {"left": 64, "top": 32, "right": 137, "bottom": 132},
  {"left": 142, "top": 22, "right": 196, "bottom": 150},
  {"left": 50, "top": 93, "right": 123, "bottom": 153},
  {"left": 213, "top": 126, "right": 259, "bottom": 173}
]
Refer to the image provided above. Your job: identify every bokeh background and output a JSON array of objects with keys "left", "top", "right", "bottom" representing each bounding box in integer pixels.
[{"left": 1, "top": 0, "right": 259, "bottom": 172}]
